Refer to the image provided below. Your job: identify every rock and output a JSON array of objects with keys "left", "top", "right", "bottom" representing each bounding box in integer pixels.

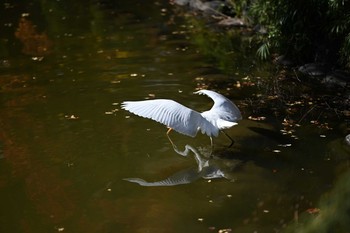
[
  {"left": 173, "top": 0, "right": 235, "bottom": 18},
  {"left": 320, "top": 70, "right": 350, "bottom": 87},
  {"left": 298, "top": 63, "right": 329, "bottom": 77},
  {"left": 322, "top": 74, "right": 348, "bottom": 87},
  {"left": 275, "top": 55, "right": 294, "bottom": 67},
  {"left": 346, "top": 134, "right": 350, "bottom": 146},
  {"left": 218, "top": 17, "right": 246, "bottom": 27},
  {"left": 172, "top": 0, "right": 190, "bottom": 6},
  {"left": 253, "top": 24, "right": 268, "bottom": 35}
]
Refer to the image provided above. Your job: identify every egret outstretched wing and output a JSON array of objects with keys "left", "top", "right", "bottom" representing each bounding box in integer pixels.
[
  {"left": 121, "top": 99, "right": 218, "bottom": 137},
  {"left": 195, "top": 90, "right": 242, "bottom": 122}
]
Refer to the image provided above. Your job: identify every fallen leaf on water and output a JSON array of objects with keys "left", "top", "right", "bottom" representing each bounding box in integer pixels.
[
  {"left": 248, "top": 116, "right": 266, "bottom": 121},
  {"left": 218, "top": 229, "right": 232, "bottom": 233},
  {"left": 306, "top": 208, "right": 320, "bottom": 214},
  {"left": 278, "top": 143, "right": 292, "bottom": 147},
  {"left": 65, "top": 115, "right": 79, "bottom": 120}
]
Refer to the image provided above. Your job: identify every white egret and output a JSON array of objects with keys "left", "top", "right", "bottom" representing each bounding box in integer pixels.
[{"left": 121, "top": 89, "right": 242, "bottom": 147}]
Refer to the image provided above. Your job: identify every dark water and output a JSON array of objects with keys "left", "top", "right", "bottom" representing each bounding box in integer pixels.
[{"left": 1, "top": 1, "right": 349, "bottom": 233}]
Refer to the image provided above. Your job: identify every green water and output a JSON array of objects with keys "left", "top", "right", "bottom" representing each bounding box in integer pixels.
[{"left": 0, "top": 1, "right": 349, "bottom": 233}]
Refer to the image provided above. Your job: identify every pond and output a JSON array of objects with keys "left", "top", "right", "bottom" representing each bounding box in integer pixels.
[{"left": 0, "top": 1, "right": 349, "bottom": 233}]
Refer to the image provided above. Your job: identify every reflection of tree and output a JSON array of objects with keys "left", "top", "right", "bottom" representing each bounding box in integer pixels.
[
  {"left": 15, "top": 18, "right": 52, "bottom": 56},
  {"left": 284, "top": 170, "right": 350, "bottom": 233},
  {"left": 0, "top": 76, "right": 76, "bottom": 232}
]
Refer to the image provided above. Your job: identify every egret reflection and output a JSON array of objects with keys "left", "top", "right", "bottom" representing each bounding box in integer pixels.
[{"left": 124, "top": 144, "right": 241, "bottom": 186}]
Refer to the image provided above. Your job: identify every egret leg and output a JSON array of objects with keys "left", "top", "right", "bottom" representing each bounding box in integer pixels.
[
  {"left": 209, "top": 136, "right": 213, "bottom": 156},
  {"left": 166, "top": 128, "right": 177, "bottom": 149},
  {"left": 221, "top": 130, "right": 234, "bottom": 148}
]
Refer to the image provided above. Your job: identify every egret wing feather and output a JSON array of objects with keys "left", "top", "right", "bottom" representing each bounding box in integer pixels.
[
  {"left": 122, "top": 99, "right": 207, "bottom": 137},
  {"left": 195, "top": 89, "right": 242, "bottom": 122}
]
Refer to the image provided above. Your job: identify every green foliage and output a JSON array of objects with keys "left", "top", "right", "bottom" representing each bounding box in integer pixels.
[
  {"left": 225, "top": 0, "right": 249, "bottom": 18},
  {"left": 256, "top": 42, "right": 270, "bottom": 60},
  {"left": 341, "top": 33, "right": 350, "bottom": 67},
  {"left": 246, "top": 0, "right": 350, "bottom": 67}
]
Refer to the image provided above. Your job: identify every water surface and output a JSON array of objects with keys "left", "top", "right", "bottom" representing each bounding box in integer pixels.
[{"left": 0, "top": 1, "right": 349, "bottom": 233}]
